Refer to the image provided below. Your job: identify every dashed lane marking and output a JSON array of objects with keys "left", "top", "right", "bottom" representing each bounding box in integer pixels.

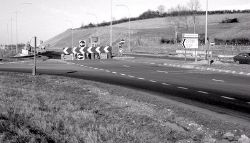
[
  {"left": 177, "top": 87, "right": 188, "bottom": 90},
  {"left": 247, "top": 102, "right": 250, "bottom": 104},
  {"left": 162, "top": 83, "right": 170, "bottom": 86},
  {"left": 157, "top": 70, "right": 168, "bottom": 74},
  {"left": 221, "top": 96, "right": 235, "bottom": 100},
  {"left": 138, "top": 77, "right": 145, "bottom": 80},
  {"left": 105, "top": 70, "right": 111, "bottom": 72},
  {"left": 149, "top": 80, "right": 157, "bottom": 83},
  {"left": 123, "top": 65, "right": 130, "bottom": 68},
  {"left": 128, "top": 75, "right": 135, "bottom": 78},
  {"left": 212, "top": 79, "right": 225, "bottom": 82},
  {"left": 112, "top": 72, "right": 117, "bottom": 74},
  {"left": 197, "top": 91, "right": 209, "bottom": 94},
  {"left": 120, "top": 73, "right": 126, "bottom": 76}
]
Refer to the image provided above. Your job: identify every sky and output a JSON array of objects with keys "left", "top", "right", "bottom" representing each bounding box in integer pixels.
[{"left": 0, "top": 0, "right": 250, "bottom": 44}]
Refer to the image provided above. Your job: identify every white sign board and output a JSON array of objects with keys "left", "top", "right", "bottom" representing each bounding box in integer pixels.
[{"left": 182, "top": 33, "right": 199, "bottom": 49}]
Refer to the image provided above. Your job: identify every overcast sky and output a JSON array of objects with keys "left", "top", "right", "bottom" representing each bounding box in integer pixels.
[{"left": 1, "top": 0, "right": 250, "bottom": 44}]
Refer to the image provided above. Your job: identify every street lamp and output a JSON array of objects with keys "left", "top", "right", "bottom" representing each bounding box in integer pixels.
[
  {"left": 65, "top": 20, "right": 74, "bottom": 48},
  {"left": 110, "top": 0, "right": 113, "bottom": 47},
  {"left": 15, "top": 2, "right": 32, "bottom": 53},
  {"left": 205, "top": 0, "right": 209, "bottom": 63},
  {"left": 116, "top": 4, "right": 131, "bottom": 53}
]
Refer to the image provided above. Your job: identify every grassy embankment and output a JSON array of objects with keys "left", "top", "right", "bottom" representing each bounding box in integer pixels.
[
  {"left": 0, "top": 72, "right": 250, "bottom": 142},
  {"left": 45, "top": 13, "right": 250, "bottom": 55}
]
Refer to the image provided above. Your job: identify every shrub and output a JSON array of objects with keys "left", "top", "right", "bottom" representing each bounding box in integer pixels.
[{"left": 221, "top": 18, "right": 239, "bottom": 23}]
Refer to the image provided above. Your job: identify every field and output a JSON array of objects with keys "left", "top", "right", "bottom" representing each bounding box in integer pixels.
[{"left": 44, "top": 13, "right": 250, "bottom": 54}]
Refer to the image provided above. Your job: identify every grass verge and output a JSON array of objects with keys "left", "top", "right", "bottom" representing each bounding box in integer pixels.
[{"left": 0, "top": 72, "right": 249, "bottom": 143}]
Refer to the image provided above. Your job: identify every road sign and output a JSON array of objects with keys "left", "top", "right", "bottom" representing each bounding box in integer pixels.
[
  {"left": 63, "top": 47, "right": 72, "bottom": 55},
  {"left": 79, "top": 40, "right": 86, "bottom": 47},
  {"left": 63, "top": 46, "right": 112, "bottom": 55},
  {"left": 80, "top": 47, "right": 86, "bottom": 54},
  {"left": 77, "top": 53, "right": 84, "bottom": 60},
  {"left": 182, "top": 33, "right": 199, "bottom": 49}
]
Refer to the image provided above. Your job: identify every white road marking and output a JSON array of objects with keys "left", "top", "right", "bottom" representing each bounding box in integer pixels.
[
  {"left": 162, "top": 83, "right": 170, "bottom": 86},
  {"left": 157, "top": 70, "right": 168, "bottom": 74},
  {"left": 94, "top": 68, "right": 98, "bottom": 70},
  {"left": 112, "top": 72, "right": 117, "bottom": 74},
  {"left": 212, "top": 79, "right": 225, "bottom": 82},
  {"left": 120, "top": 73, "right": 126, "bottom": 76},
  {"left": 177, "top": 87, "right": 188, "bottom": 90},
  {"left": 197, "top": 91, "right": 209, "bottom": 94},
  {"left": 105, "top": 70, "right": 111, "bottom": 72},
  {"left": 150, "top": 63, "right": 155, "bottom": 65},
  {"left": 138, "top": 77, "right": 145, "bottom": 80},
  {"left": 247, "top": 102, "right": 250, "bottom": 104},
  {"left": 149, "top": 80, "right": 157, "bottom": 83},
  {"left": 128, "top": 75, "right": 135, "bottom": 78},
  {"left": 221, "top": 96, "right": 235, "bottom": 100},
  {"left": 123, "top": 65, "right": 130, "bottom": 68}
]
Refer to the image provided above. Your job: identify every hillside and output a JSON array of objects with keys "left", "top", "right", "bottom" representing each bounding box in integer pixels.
[{"left": 44, "top": 13, "right": 250, "bottom": 54}]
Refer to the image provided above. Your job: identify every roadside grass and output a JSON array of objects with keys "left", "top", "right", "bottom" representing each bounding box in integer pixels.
[{"left": 0, "top": 72, "right": 249, "bottom": 142}]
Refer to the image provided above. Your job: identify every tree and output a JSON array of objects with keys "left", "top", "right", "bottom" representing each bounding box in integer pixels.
[
  {"left": 157, "top": 5, "right": 165, "bottom": 15},
  {"left": 168, "top": 4, "right": 189, "bottom": 43},
  {"left": 187, "top": 0, "right": 201, "bottom": 33}
]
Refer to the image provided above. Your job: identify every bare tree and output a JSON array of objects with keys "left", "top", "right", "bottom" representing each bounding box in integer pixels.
[
  {"left": 157, "top": 5, "right": 165, "bottom": 15},
  {"left": 187, "top": 0, "right": 201, "bottom": 33},
  {"left": 168, "top": 4, "right": 189, "bottom": 43}
]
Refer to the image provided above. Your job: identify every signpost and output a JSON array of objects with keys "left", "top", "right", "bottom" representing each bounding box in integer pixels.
[{"left": 182, "top": 33, "right": 199, "bottom": 62}]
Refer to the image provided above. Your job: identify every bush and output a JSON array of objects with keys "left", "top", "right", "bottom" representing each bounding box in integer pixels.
[
  {"left": 214, "top": 38, "right": 250, "bottom": 45},
  {"left": 160, "top": 38, "right": 175, "bottom": 44},
  {"left": 221, "top": 18, "right": 239, "bottom": 23}
]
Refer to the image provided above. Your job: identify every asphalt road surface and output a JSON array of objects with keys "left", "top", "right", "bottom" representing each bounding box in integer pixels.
[{"left": 1, "top": 59, "right": 250, "bottom": 118}]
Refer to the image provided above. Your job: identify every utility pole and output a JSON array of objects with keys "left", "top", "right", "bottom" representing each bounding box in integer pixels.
[
  {"left": 32, "top": 36, "right": 37, "bottom": 76},
  {"left": 10, "top": 17, "right": 13, "bottom": 49},
  {"left": 15, "top": 11, "right": 18, "bottom": 53},
  {"left": 110, "top": 0, "right": 113, "bottom": 47}
]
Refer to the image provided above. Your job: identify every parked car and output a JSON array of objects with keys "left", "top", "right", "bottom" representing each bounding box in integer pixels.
[{"left": 233, "top": 52, "right": 250, "bottom": 64}]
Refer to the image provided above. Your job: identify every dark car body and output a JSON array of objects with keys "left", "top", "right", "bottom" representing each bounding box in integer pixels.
[{"left": 233, "top": 53, "right": 250, "bottom": 64}]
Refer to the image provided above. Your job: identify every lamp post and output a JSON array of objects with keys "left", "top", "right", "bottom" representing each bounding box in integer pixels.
[
  {"left": 205, "top": 0, "right": 210, "bottom": 64},
  {"left": 116, "top": 4, "right": 131, "bottom": 53},
  {"left": 15, "top": 3, "right": 32, "bottom": 53},
  {"left": 110, "top": 0, "right": 113, "bottom": 47}
]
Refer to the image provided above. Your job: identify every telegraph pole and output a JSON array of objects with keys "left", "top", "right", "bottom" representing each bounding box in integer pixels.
[{"left": 32, "top": 36, "right": 37, "bottom": 76}]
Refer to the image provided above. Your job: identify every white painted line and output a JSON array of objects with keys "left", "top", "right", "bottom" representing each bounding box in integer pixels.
[
  {"left": 212, "top": 79, "right": 225, "bottom": 82},
  {"left": 98, "top": 68, "right": 104, "bottom": 71},
  {"left": 239, "top": 72, "right": 245, "bottom": 75},
  {"left": 197, "top": 91, "right": 209, "bottom": 94},
  {"left": 149, "top": 80, "right": 157, "bottom": 83},
  {"left": 177, "top": 87, "right": 188, "bottom": 90},
  {"left": 112, "top": 72, "right": 117, "bottom": 74},
  {"left": 120, "top": 73, "right": 126, "bottom": 76},
  {"left": 94, "top": 68, "right": 98, "bottom": 70},
  {"left": 247, "top": 102, "right": 250, "bottom": 104},
  {"left": 221, "top": 96, "right": 235, "bottom": 100},
  {"left": 162, "top": 83, "right": 170, "bottom": 86},
  {"left": 150, "top": 63, "right": 155, "bottom": 65},
  {"left": 157, "top": 70, "right": 168, "bottom": 74},
  {"left": 105, "top": 70, "right": 111, "bottom": 72},
  {"left": 128, "top": 75, "right": 135, "bottom": 78},
  {"left": 138, "top": 77, "right": 145, "bottom": 80},
  {"left": 123, "top": 65, "right": 130, "bottom": 68}
]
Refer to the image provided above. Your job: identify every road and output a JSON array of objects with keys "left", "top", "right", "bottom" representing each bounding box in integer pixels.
[{"left": 1, "top": 58, "right": 250, "bottom": 117}]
